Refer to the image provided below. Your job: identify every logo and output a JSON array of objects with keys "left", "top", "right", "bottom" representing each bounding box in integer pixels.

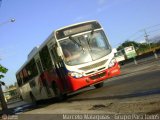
[{"left": 2, "top": 114, "right": 8, "bottom": 120}]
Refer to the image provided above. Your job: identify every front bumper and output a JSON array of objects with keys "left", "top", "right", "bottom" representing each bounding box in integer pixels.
[{"left": 68, "top": 62, "right": 121, "bottom": 91}]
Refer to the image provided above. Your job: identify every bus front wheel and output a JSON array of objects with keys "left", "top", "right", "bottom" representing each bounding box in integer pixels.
[
  {"left": 94, "top": 82, "right": 104, "bottom": 88},
  {"left": 30, "top": 93, "right": 37, "bottom": 105},
  {"left": 52, "top": 83, "right": 63, "bottom": 101}
]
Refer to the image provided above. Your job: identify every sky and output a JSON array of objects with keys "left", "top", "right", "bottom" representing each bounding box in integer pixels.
[{"left": 0, "top": 0, "right": 160, "bottom": 86}]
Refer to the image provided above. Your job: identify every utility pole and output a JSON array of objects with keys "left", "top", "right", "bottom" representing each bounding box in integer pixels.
[
  {"left": 0, "top": 81, "right": 8, "bottom": 110},
  {"left": 144, "top": 29, "right": 158, "bottom": 59},
  {"left": 144, "top": 29, "right": 151, "bottom": 51},
  {"left": 0, "top": 18, "right": 15, "bottom": 111}
]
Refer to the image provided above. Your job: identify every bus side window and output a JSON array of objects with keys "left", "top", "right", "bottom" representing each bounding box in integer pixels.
[
  {"left": 22, "top": 69, "right": 26, "bottom": 83},
  {"left": 50, "top": 48, "right": 59, "bottom": 62},
  {"left": 16, "top": 74, "right": 22, "bottom": 87},
  {"left": 36, "top": 59, "right": 43, "bottom": 73},
  {"left": 39, "top": 46, "right": 53, "bottom": 70},
  {"left": 19, "top": 71, "right": 24, "bottom": 85},
  {"left": 50, "top": 46, "right": 62, "bottom": 67},
  {"left": 25, "top": 59, "right": 38, "bottom": 82}
]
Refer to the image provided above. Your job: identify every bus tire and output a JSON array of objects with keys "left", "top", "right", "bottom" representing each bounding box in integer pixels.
[
  {"left": 20, "top": 95, "right": 23, "bottom": 101},
  {"left": 30, "top": 92, "right": 37, "bottom": 105},
  {"left": 94, "top": 82, "right": 104, "bottom": 88},
  {"left": 52, "top": 82, "right": 63, "bottom": 101}
]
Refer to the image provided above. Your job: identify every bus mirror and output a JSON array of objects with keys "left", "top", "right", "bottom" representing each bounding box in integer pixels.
[{"left": 57, "top": 47, "right": 62, "bottom": 57}]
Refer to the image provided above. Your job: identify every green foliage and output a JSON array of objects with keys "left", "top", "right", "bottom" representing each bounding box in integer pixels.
[
  {"left": 0, "top": 64, "right": 8, "bottom": 79},
  {"left": 117, "top": 40, "right": 139, "bottom": 51},
  {"left": 117, "top": 40, "right": 160, "bottom": 54}
]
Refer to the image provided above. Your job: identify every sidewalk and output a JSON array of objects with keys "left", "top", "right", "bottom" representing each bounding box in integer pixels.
[
  {"left": 0, "top": 100, "right": 24, "bottom": 117},
  {"left": 120, "top": 58, "right": 160, "bottom": 75}
]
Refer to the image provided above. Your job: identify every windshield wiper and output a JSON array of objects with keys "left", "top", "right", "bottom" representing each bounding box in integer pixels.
[
  {"left": 68, "top": 36, "right": 85, "bottom": 52},
  {"left": 86, "top": 30, "right": 94, "bottom": 51}
]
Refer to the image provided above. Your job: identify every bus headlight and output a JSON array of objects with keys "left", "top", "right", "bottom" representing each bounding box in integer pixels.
[
  {"left": 108, "top": 58, "right": 116, "bottom": 68},
  {"left": 68, "top": 72, "right": 83, "bottom": 78}
]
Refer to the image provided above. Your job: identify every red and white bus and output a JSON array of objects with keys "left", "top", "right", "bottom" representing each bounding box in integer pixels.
[{"left": 16, "top": 20, "right": 120, "bottom": 103}]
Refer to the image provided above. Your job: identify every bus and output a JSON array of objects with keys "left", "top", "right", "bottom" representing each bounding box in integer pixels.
[{"left": 16, "top": 20, "right": 120, "bottom": 103}]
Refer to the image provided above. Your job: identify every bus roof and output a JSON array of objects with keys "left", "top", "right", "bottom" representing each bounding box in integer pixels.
[
  {"left": 16, "top": 31, "right": 55, "bottom": 74},
  {"left": 55, "top": 20, "right": 99, "bottom": 32}
]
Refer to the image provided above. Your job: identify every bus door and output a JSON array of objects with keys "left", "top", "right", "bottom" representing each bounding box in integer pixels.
[
  {"left": 49, "top": 45, "right": 69, "bottom": 92},
  {"left": 35, "top": 55, "right": 52, "bottom": 97}
]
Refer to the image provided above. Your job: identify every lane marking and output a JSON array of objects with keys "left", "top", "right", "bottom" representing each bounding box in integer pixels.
[{"left": 106, "top": 68, "right": 160, "bottom": 83}]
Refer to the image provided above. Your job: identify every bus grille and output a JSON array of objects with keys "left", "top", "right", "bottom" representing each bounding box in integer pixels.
[
  {"left": 90, "top": 72, "right": 106, "bottom": 80},
  {"left": 79, "top": 60, "right": 107, "bottom": 71}
]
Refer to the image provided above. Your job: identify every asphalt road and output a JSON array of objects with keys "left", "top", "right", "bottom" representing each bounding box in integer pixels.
[
  {"left": 1, "top": 59, "right": 160, "bottom": 120},
  {"left": 67, "top": 65, "right": 160, "bottom": 102}
]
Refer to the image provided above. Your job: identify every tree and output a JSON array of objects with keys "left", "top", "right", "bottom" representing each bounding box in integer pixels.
[
  {"left": 117, "top": 40, "right": 140, "bottom": 51},
  {"left": 0, "top": 64, "right": 8, "bottom": 110},
  {"left": 116, "top": 40, "right": 156, "bottom": 54},
  {"left": 0, "top": 64, "right": 8, "bottom": 79}
]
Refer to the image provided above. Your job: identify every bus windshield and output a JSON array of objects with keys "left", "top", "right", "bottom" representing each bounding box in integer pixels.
[{"left": 59, "top": 30, "right": 111, "bottom": 65}]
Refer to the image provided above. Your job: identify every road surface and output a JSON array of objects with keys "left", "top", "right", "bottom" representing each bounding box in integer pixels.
[{"left": 1, "top": 59, "right": 160, "bottom": 120}]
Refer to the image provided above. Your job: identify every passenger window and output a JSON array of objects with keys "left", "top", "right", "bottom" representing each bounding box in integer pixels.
[
  {"left": 36, "top": 59, "right": 43, "bottom": 73},
  {"left": 39, "top": 46, "right": 53, "bottom": 70},
  {"left": 16, "top": 74, "right": 22, "bottom": 86}
]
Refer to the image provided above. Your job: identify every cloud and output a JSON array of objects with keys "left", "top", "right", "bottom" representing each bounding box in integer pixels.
[
  {"left": 98, "top": 0, "right": 107, "bottom": 5},
  {"left": 96, "top": 0, "right": 132, "bottom": 13},
  {"left": 96, "top": 6, "right": 108, "bottom": 13},
  {"left": 139, "top": 39, "right": 146, "bottom": 43},
  {"left": 73, "top": 16, "right": 84, "bottom": 22},
  {"left": 96, "top": 0, "right": 112, "bottom": 13},
  {"left": 73, "top": 0, "right": 132, "bottom": 22}
]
